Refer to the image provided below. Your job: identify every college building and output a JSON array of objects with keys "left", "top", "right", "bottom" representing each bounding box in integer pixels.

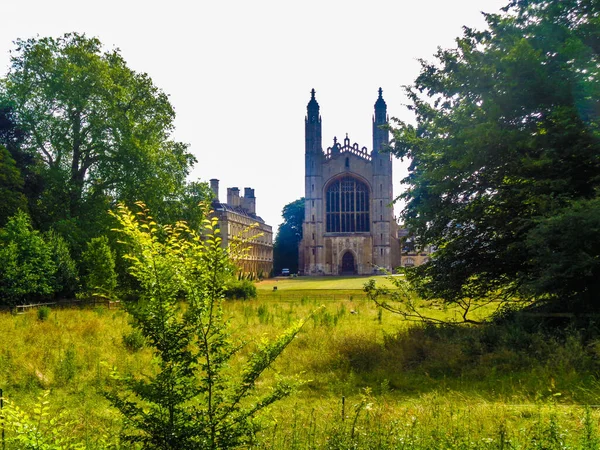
[
  {"left": 299, "top": 89, "right": 401, "bottom": 275},
  {"left": 210, "top": 179, "right": 273, "bottom": 278}
]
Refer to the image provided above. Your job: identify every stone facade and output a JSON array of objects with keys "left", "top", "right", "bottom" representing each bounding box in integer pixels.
[
  {"left": 299, "top": 89, "right": 401, "bottom": 275},
  {"left": 210, "top": 179, "right": 273, "bottom": 278},
  {"left": 398, "top": 228, "right": 434, "bottom": 267}
]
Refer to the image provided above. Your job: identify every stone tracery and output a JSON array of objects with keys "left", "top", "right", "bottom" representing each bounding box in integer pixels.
[{"left": 325, "top": 176, "right": 370, "bottom": 233}]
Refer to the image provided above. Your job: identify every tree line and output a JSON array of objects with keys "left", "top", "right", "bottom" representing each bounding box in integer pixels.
[
  {"left": 0, "top": 33, "right": 212, "bottom": 306},
  {"left": 389, "top": 0, "right": 600, "bottom": 313},
  {"left": 0, "top": 33, "right": 307, "bottom": 448},
  {"left": 275, "top": 0, "right": 599, "bottom": 316},
  {"left": 3, "top": 0, "right": 598, "bottom": 313}
]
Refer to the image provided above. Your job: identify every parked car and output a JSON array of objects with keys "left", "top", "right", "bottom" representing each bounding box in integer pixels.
[{"left": 281, "top": 268, "right": 290, "bottom": 276}]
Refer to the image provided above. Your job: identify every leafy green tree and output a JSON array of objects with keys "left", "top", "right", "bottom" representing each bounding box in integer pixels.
[
  {"left": 161, "top": 179, "right": 214, "bottom": 231},
  {"left": 389, "top": 0, "right": 600, "bottom": 310},
  {"left": 0, "top": 100, "right": 25, "bottom": 149},
  {"left": 0, "top": 211, "right": 55, "bottom": 307},
  {"left": 81, "top": 235, "right": 117, "bottom": 294},
  {"left": 273, "top": 197, "right": 304, "bottom": 274},
  {"left": 107, "top": 203, "right": 308, "bottom": 449},
  {"left": 46, "top": 230, "right": 79, "bottom": 298},
  {"left": 526, "top": 197, "right": 600, "bottom": 307},
  {"left": 0, "top": 33, "right": 195, "bottom": 240},
  {"left": 0, "top": 145, "right": 28, "bottom": 226}
]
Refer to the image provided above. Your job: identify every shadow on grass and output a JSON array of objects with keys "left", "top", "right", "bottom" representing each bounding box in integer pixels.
[{"left": 318, "top": 314, "right": 600, "bottom": 403}]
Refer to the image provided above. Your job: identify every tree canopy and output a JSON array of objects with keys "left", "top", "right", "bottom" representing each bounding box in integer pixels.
[
  {"left": 0, "top": 211, "right": 56, "bottom": 307},
  {"left": 0, "top": 33, "right": 196, "bottom": 237},
  {"left": 273, "top": 197, "right": 304, "bottom": 274},
  {"left": 0, "top": 146, "right": 27, "bottom": 226},
  {"left": 390, "top": 0, "right": 600, "bottom": 310}
]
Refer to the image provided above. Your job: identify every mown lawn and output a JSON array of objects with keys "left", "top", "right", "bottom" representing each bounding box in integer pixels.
[{"left": 256, "top": 274, "right": 401, "bottom": 290}]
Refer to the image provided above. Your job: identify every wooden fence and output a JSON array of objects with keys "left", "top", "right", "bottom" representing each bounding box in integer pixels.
[{"left": 8, "top": 298, "right": 121, "bottom": 314}]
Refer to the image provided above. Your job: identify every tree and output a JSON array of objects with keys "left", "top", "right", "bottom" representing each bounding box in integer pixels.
[
  {"left": 160, "top": 179, "right": 214, "bottom": 232},
  {"left": 273, "top": 198, "right": 304, "bottom": 274},
  {"left": 389, "top": 0, "right": 600, "bottom": 311},
  {"left": 0, "top": 146, "right": 28, "bottom": 226},
  {"left": 81, "top": 235, "right": 117, "bottom": 294},
  {"left": 46, "top": 230, "right": 79, "bottom": 298},
  {"left": 0, "top": 211, "right": 56, "bottom": 307},
  {"left": 107, "top": 203, "right": 308, "bottom": 449},
  {"left": 0, "top": 33, "right": 195, "bottom": 238}
]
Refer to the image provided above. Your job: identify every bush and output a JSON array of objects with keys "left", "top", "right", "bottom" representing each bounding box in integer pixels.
[
  {"left": 122, "top": 328, "right": 145, "bottom": 352},
  {"left": 2, "top": 391, "right": 101, "bottom": 449},
  {"left": 55, "top": 344, "right": 77, "bottom": 385},
  {"left": 224, "top": 279, "right": 257, "bottom": 300},
  {"left": 37, "top": 305, "right": 51, "bottom": 321},
  {"left": 0, "top": 211, "right": 56, "bottom": 307},
  {"left": 107, "top": 202, "right": 308, "bottom": 449}
]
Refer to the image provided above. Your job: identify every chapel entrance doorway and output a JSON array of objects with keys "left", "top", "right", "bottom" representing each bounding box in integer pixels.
[{"left": 341, "top": 251, "right": 356, "bottom": 275}]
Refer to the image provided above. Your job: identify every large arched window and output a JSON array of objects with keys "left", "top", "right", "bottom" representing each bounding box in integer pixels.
[{"left": 326, "top": 176, "right": 370, "bottom": 232}]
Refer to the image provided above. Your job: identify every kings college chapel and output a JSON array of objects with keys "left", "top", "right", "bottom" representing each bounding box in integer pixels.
[{"left": 299, "top": 89, "right": 401, "bottom": 275}]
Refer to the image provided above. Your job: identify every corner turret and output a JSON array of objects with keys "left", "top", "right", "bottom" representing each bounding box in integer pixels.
[
  {"left": 305, "top": 88, "right": 322, "bottom": 154},
  {"left": 372, "top": 87, "right": 389, "bottom": 155}
]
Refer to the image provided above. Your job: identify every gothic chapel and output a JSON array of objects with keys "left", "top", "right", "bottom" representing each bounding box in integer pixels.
[{"left": 299, "top": 89, "right": 400, "bottom": 275}]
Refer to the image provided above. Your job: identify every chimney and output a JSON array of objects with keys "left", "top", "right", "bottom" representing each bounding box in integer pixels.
[
  {"left": 227, "top": 187, "right": 240, "bottom": 207},
  {"left": 241, "top": 187, "right": 256, "bottom": 214},
  {"left": 209, "top": 179, "right": 219, "bottom": 201}
]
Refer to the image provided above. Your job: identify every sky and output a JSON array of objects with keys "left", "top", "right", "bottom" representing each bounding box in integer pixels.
[{"left": 0, "top": 0, "right": 508, "bottom": 233}]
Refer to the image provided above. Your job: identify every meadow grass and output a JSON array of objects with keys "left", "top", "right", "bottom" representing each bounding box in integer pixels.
[{"left": 2, "top": 276, "right": 600, "bottom": 448}]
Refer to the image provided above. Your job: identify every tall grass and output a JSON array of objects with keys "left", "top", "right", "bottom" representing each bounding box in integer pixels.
[
  {"left": 1, "top": 292, "right": 600, "bottom": 447},
  {"left": 255, "top": 395, "right": 600, "bottom": 449}
]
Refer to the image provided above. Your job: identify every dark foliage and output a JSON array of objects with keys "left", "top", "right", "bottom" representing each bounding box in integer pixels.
[
  {"left": 390, "top": 0, "right": 600, "bottom": 310},
  {"left": 224, "top": 279, "right": 257, "bottom": 300},
  {"left": 273, "top": 197, "right": 304, "bottom": 274}
]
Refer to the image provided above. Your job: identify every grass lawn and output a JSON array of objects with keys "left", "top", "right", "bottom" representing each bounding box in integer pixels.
[
  {"left": 2, "top": 276, "right": 600, "bottom": 448},
  {"left": 256, "top": 274, "right": 401, "bottom": 290}
]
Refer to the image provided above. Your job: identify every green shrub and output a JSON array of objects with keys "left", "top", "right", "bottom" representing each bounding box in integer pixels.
[
  {"left": 122, "top": 328, "right": 145, "bottom": 352},
  {"left": 224, "top": 279, "right": 257, "bottom": 300},
  {"left": 55, "top": 344, "right": 77, "bottom": 384},
  {"left": 107, "top": 202, "right": 309, "bottom": 449},
  {"left": 0, "top": 211, "right": 56, "bottom": 307},
  {"left": 37, "top": 305, "right": 51, "bottom": 321},
  {"left": 2, "top": 390, "right": 101, "bottom": 449}
]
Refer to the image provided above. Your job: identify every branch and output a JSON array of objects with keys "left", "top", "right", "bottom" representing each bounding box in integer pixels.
[
  {"left": 33, "top": 132, "right": 54, "bottom": 166},
  {"left": 364, "top": 273, "right": 486, "bottom": 325}
]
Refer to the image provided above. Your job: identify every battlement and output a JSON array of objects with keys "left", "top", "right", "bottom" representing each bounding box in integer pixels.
[{"left": 324, "top": 134, "right": 371, "bottom": 161}]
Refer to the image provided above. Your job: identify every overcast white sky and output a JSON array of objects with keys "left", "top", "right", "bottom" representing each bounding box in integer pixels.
[{"left": 0, "top": 0, "right": 507, "bottom": 233}]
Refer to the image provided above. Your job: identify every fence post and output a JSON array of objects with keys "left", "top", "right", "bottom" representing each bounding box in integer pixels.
[{"left": 1, "top": 387, "right": 4, "bottom": 450}]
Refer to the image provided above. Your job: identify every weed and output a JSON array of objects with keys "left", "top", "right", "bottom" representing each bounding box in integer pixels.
[
  {"left": 93, "top": 306, "right": 106, "bottom": 316},
  {"left": 55, "top": 344, "right": 77, "bottom": 384},
  {"left": 313, "top": 309, "right": 337, "bottom": 328},
  {"left": 4, "top": 280, "right": 600, "bottom": 447},
  {"left": 258, "top": 303, "right": 271, "bottom": 324},
  {"left": 37, "top": 305, "right": 51, "bottom": 321},
  {"left": 581, "top": 407, "right": 598, "bottom": 450},
  {"left": 122, "top": 328, "right": 145, "bottom": 352}
]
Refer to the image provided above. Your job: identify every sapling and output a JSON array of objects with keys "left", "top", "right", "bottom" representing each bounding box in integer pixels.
[{"left": 107, "top": 202, "right": 309, "bottom": 449}]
